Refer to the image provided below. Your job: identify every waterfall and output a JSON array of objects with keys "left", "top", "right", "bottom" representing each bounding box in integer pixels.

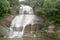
[{"left": 8, "top": 4, "right": 35, "bottom": 38}]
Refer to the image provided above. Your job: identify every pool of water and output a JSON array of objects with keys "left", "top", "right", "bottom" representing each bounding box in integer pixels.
[{"left": 0, "top": 37, "right": 57, "bottom": 40}]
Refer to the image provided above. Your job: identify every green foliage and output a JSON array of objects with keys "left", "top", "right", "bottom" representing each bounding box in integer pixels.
[
  {"left": 8, "top": 0, "right": 19, "bottom": 7},
  {"left": 0, "top": 0, "right": 19, "bottom": 18},
  {"left": 25, "top": 0, "right": 60, "bottom": 24},
  {"left": 8, "top": 0, "right": 19, "bottom": 14},
  {"left": 0, "top": 0, "right": 10, "bottom": 17}
]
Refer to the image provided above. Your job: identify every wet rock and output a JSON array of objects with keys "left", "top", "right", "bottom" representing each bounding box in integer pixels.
[{"left": 0, "top": 26, "right": 9, "bottom": 37}]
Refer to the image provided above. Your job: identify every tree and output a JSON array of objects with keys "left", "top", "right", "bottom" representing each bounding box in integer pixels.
[
  {"left": 8, "top": 0, "right": 19, "bottom": 14},
  {"left": 0, "top": 0, "right": 10, "bottom": 17}
]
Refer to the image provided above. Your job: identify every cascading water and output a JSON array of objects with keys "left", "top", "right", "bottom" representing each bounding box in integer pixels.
[{"left": 8, "top": 4, "right": 35, "bottom": 38}]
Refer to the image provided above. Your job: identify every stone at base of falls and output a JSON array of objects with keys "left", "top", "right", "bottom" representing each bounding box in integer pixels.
[
  {"left": 0, "top": 26, "right": 10, "bottom": 37},
  {"left": 44, "top": 25, "right": 55, "bottom": 33},
  {"left": 8, "top": 31, "right": 24, "bottom": 38}
]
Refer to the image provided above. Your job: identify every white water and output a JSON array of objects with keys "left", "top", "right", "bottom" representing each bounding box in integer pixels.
[
  {"left": 8, "top": 4, "right": 35, "bottom": 38},
  {"left": 19, "top": 0, "right": 25, "bottom": 2}
]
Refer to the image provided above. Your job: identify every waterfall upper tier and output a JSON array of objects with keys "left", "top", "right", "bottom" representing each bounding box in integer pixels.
[
  {"left": 19, "top": 0, "right": 25, "bottom": 2},
  {"left": 19, "top": 4, "right": 34, "bottom": 15}
]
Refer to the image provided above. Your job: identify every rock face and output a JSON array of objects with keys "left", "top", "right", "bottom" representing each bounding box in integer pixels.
[
  {"left": 0, "top": 15, "right": 15, "bottom": 27},
  {"left": 0, "top": 15, "right": 16, "bottom": 37},
  {"left": 0, "top": 26, "right": 9, "bottom": 37},
  {"left": 23, "top": 16, "right": 45, "bottom": 37}
]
